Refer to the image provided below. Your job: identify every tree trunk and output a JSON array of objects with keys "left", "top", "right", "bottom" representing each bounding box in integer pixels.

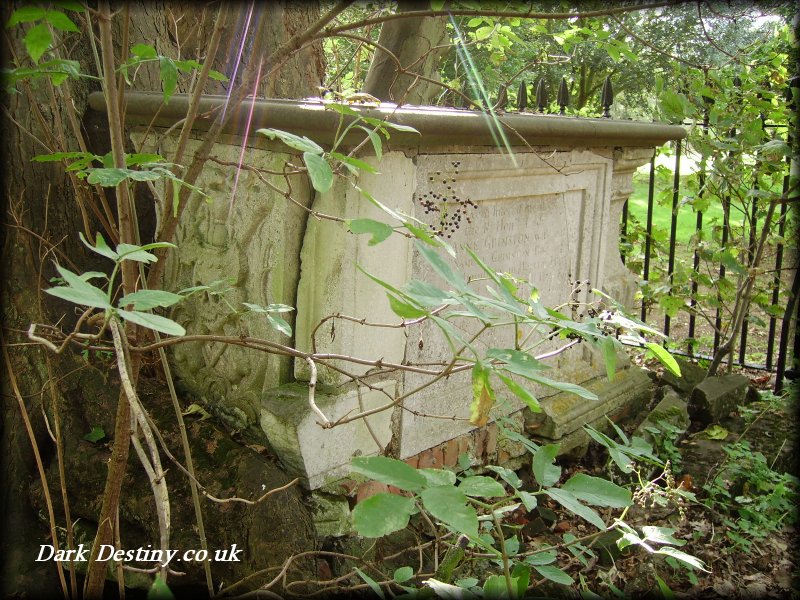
[
  {"left": 1, "top": 2, "right": 325, "bottom": 596},
  {"left": 363, "top": 0, "right": 449, "bottom": 104}
]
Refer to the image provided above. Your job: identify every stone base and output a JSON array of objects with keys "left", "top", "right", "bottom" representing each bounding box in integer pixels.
[
  {"left": 524, "top": 367, "right": 654, "bottom": 454},
  {"left": 260, "top": 381, "right": 395, "bottom": 489}
]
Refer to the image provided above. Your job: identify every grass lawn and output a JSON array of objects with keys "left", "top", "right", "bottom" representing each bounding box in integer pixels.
[{"left": 626, "top": 172, "right": 726, "bottom": 243}]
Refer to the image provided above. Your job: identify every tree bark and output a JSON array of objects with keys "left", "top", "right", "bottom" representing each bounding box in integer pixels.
[
  {"left": 363, "top": 0, "right": 449, "bottom": 104},
  {"left": 1, "top": 2, "right": 325, "bottom": 596}
]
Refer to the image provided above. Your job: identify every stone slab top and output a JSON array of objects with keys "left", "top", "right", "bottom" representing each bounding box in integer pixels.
[{"left": 89, "top": 91, "right": 686, "bottom": 150}]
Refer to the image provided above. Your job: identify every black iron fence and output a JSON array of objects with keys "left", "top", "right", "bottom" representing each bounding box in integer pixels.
[{"left": 466, "top": 75, "right": 797, "bottom": 391}]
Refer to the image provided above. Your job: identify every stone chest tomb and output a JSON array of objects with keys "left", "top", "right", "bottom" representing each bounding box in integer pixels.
[{"left": 93, "top": 92, "right": 685, "bottom": 489}]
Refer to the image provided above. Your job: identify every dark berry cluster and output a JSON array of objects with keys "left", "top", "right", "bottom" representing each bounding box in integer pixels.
[{"left": 415, "top": 161, "right": 478, "bottom": 238}]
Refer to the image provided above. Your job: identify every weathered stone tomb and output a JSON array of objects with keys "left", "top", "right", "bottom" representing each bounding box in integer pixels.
[{"left": 93, "top": 92, "right": 685, "bottom": 489}]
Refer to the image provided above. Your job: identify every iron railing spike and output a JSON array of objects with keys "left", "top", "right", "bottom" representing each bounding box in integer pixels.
[
  {"left": 601, "top": 75, "right": 613, "bottom": 118},
  {"left": 495, "top": 86, "right": 508, "bottom": 111},
  {"left": 535, "top": 79, "right": 548, "bottom": 113},
  {"left": 517, "top": 80, "right": 528, "bottom": 112},
  {"left": 557, "top": 77, "right": 569, "bottom": 114}
]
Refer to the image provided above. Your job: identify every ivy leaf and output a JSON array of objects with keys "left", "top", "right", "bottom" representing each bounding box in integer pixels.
[
  {"left": 24, "top": 23, "right": 52, "bottom": 62},
  {"left": 352, "top": 493, "right": 415, "bottom": 538},
  {"left": 303, "top": 152, "right": 333, "bottom": 193}
]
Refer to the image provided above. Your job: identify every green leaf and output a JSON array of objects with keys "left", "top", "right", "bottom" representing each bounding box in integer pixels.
[
  {"left": 117, "top": 310, "right": 186, "bottom": 336},
  {"left": 32, "top": 151, "right": 93, "bottom": 163},
  {"left": 79, "top": 231, "right": 118, "bottom": 261},
  {"left": 24, "top": 23, "right": 52, "bottom": 62},
  {"left": 47, "top": 264, "right": 111, "bottom": 309},
  {"left": 533, "top": 564, "right": 574, "bottom": 585},
  {"left": 404, "top": 279, "right": 451, "bottom": 306},
  {"left": 482, "top": 575, "right": 508, "bottom": 598},
  {"left": 524, "top": 550, "right": 557, "bottom": 566},
  {"left": 470, "top": 362, "right": 495, "bottom": 427},
  {"left": 242, "top": 302, "right": 294, "bottom": 314},
  {"left": 600, "top": 336, "right": 618, "bottom": 382},
  {"left": 420, "top": 486, "right": 478, "bottom": 537},
  {"left": 44, "top": 10, "right": 79, "bottom": 32},
  {"left": 352, "top": 493, "right": 415, "bottom": 538},
  {"left": 519, "top": 491, "right": 537, "bottom": 511},
  {"left": 403, "top": 222, "right": 439, "bottom": 247},
  {"left": 458, "top": 476, "right": 505, "bottom": 498},
  {"left": 654, "top": 546, "right": 710, "bottom": 572},
  {"left": 257, "top": 128, "right": 323, "bottom": 154},
  {"left": 485, "top": 465, "right": 522, "bottom": 490},
  {"left": 357, "top": 125, "right": 382, "bottom": 160},
  {"left": 380, "top": 120, "right": 421, "bottom": 134},
  {"left": 496, "top": 372, "right": 540, "bottom": 413},
  {"left": 119, "top": 290, "right": 183, "bottom": 310},
  {"left": 347, "top": 218, "right": 393, "bottom": 246},
  {"left": 85, "top": 168, "right": 127, "bottom": 186},
  {"left": 208, "top": 69, "right": 228, "bottom": 82},
  {"left": 387, "top": 294, "right": 427, "bottom": 319},
  {"left": 266, "top": 313, "right": 292, "bottom": 337},
  {"left": 641, "top": 526, "right": 686, "bottom": 547},
  {"left": 131, "top": 44, "right": 157, "bottom": 59},
  {"left": 561, "top": 474, "right": 632, "bottom": 508},
  {"left": 82, "top": 426, "right": 106, "bottom": 443},
  {"left": 486, "top": 348, "right": 545, "bottom": 378},
  {"left": 544, "top": 489, "right": 605, "bottom": 530},
  {"left": 351, "top": 456, "right": 426, "bottom": 493},
  {"left": 426, "top": 578, "right": 479, "bottom": 599},
  {"left": 419, "top": 468, "right": 456, "bottom": 487},
  {"left": 524, "top": 372, "right": 598, "bottom": 401},
  {"left": 644, "top": 343, "right": 681, "bottom": 377},
  {"left": 330, "top": 151, "right": 378, "bottom": 174},
  {"left": 7, "top": 6, "right": 47, "bottom": 27},
  {"left": 147, "top": 575, "right": 175, "bottom": 600},
  {"left": 416, "top": 242, "right": 467, "bottom": 291},
  {"left": 159, "top": 56, "right": 178, "bottom": 102},
  {"left": 393, "top": 566, "right": 414, "bottom": 583},
  {"left": 532, "top": 444, "right": 561, "bottom": 488},
  {"left": 303, "top": 151, "right": 333, "bottom": 193},
  {"left": 511, "top": 562, "right": 530, "bottom": 597},
  {"left": 116, "top": 243, "right": 158, "bottom": 263}
]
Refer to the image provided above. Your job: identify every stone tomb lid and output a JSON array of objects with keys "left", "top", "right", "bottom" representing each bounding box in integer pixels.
[{"left": 89, "top": 91, "right": 686, "bottom": 149}]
